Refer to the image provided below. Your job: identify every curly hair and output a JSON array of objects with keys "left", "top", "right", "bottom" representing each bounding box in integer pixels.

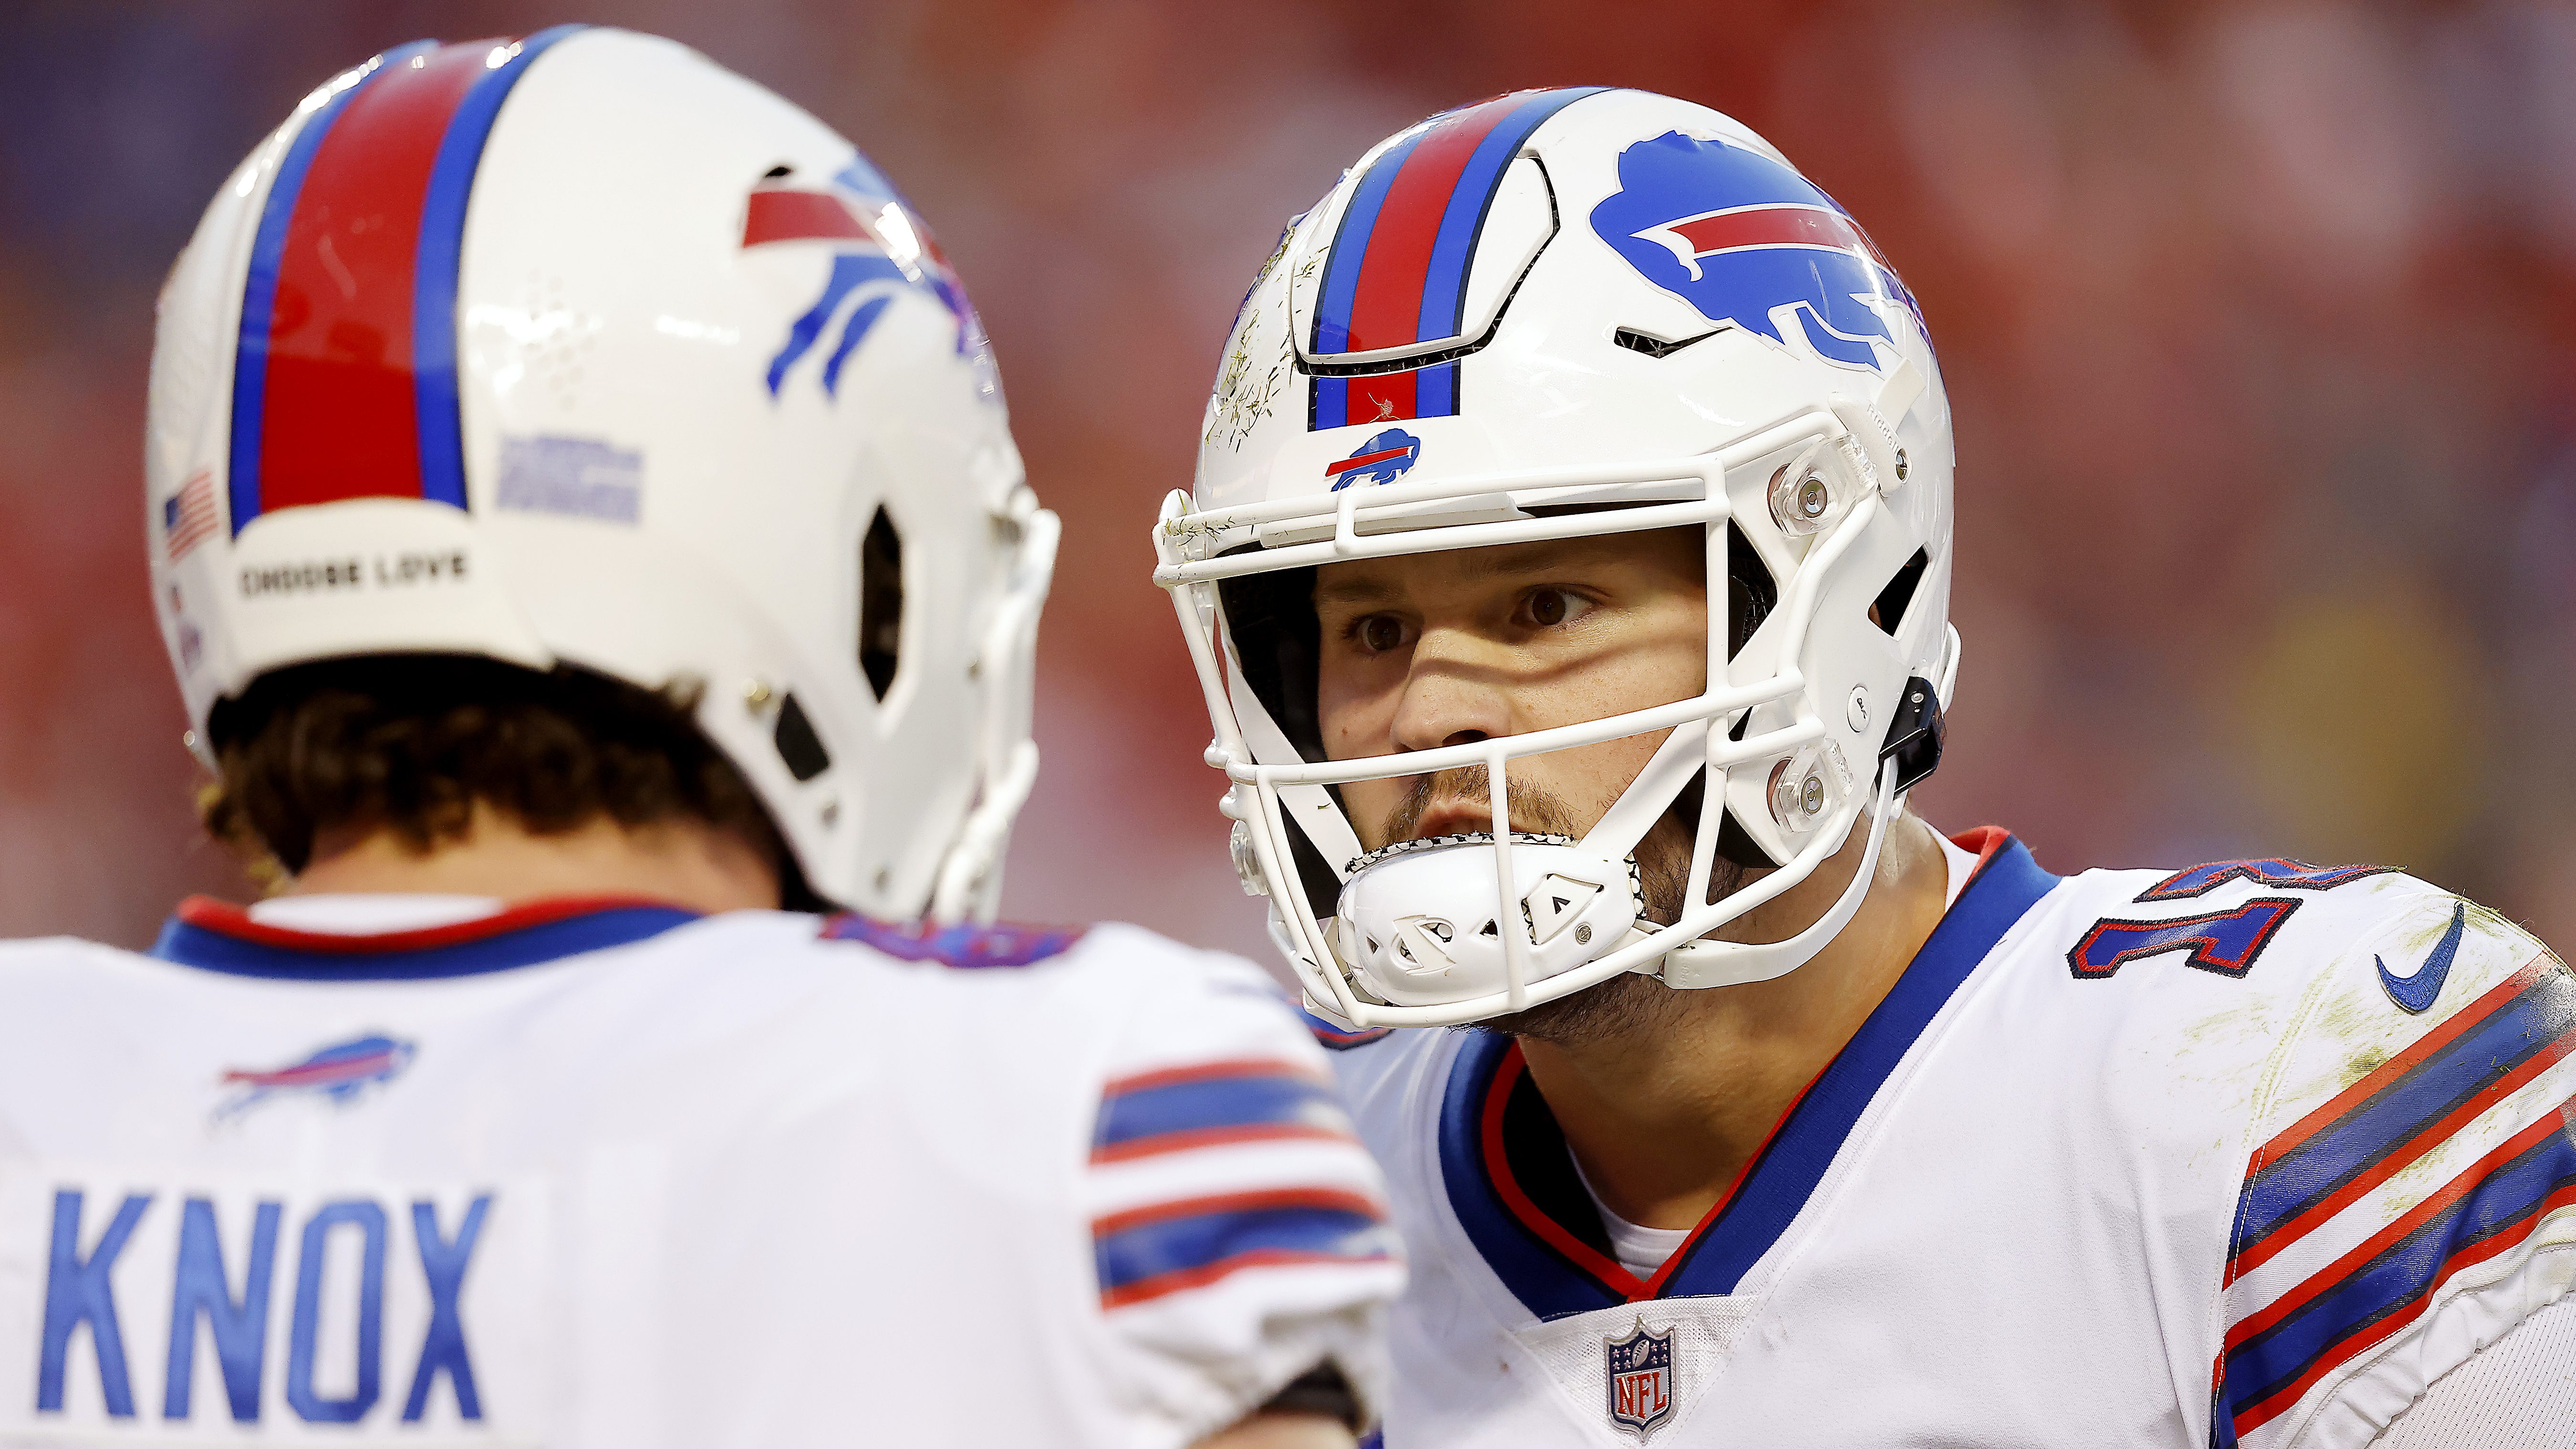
[{"left": 200, "top": 655, "right": 791, "bottom": 892}]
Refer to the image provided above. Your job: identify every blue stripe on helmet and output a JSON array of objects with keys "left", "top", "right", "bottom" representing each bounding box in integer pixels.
[
  {"left": 1311, "top": 375, "right": 1349, "bottom": 430},
  {"left": 1416, "top": 361, "right": 1457, "bottom": 417},
  {"left": 412, "top": 24, "right": 587, "bottom": 511},
  {"left": 228, "top": 42, "right": 438, "bottom": 538},
  {"left": 1413, "top": 87, "right": 1605, "bottom": 343}
]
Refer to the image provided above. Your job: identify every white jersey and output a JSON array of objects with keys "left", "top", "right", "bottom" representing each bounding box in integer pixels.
[
  {"left": 1323, "top": 829, "right": 2576, "bottom": 1449},
  {"left": 0, "top": 895, "right": 1401, "bottom": 1448}
]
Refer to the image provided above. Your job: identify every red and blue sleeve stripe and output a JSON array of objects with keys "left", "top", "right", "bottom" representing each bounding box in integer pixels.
[
  {"left": 228, "top": 28, "right": 584, "bottom": 537},
  {"left": 1092, "top": 1188, "right": 1393, "bottom": 1309},
  {"left": 1295, "top": 1004, "right": 1391, "bottom": 1051},
  {"left": 1306, "top": 86, "right": 1604, "bottom": 431},
  {"left": 2224, "top": 957, "right": 2576, "bottom": 1285},
  {"left": 2214, "top": 1112, "right": 2576, "bottom": 1441},
  {"left": 2211, "top": 956, "right": 2576, "bottom": 1443},
  {"left": 1091, "top": 1059, "right": 1356, "bottom": 1164}
]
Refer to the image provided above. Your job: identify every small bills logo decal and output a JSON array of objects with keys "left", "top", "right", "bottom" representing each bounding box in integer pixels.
[{"left": 1324, "top": 427, "right": 1421, "bottom": 490}]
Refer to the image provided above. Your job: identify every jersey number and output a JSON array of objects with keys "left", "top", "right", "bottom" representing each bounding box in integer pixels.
[
  {"left": 2067, "top": 898, "right": 2302, "bottom": 980},
  {"left": 2066, "top": 857, "right": 2388, "bottom": 981}
]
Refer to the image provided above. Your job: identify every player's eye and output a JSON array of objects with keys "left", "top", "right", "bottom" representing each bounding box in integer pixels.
[
  {"left": 1355, "top": 614, "right": 1410, "bottom": 654},
  {"left": 1519, "top": 587, "right": 1594, "bottom": 630}
]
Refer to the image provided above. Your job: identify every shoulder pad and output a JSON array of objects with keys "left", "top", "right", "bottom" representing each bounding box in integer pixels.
[{"left": 818, "top": 914, "right": 1085, "bottom": 969}]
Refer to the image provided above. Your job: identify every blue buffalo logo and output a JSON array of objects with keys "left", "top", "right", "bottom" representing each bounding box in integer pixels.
[
  {"left": 747, "top": 155, "right": 997, "bottom": 402},
  {"left": 1324, "top": 427, "right": 1422, "bottom": 490},
  {"left": 218, "top": 1033, "right": 415, "bottom": 1122},
  {"left": 1589, "top": 132, "right": 1922, "bottom": 373}
]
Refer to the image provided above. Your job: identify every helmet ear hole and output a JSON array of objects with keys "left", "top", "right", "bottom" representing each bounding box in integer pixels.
[
  {"left": 1871, "top": 548, "right": 1930, "bottom": 637},
  {"left": 773, "top": 694, "right": 832, "bottom": 782},
  {"left": 858, "top": 505, "right": 904, "bottom": 702}
]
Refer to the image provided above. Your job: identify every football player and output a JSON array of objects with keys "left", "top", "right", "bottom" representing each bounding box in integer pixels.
[
  {"left": 0, "top": 28, "right": 1397, "bottom": 1448},
  {"left": 1154, "top": 87, "right": 2574, "bottom": 1446}
]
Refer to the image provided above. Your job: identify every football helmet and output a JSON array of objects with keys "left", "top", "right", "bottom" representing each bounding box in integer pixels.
[
  {"left": 1155, "top": 88, "right": 1957, "bottom": 1026},
  {"left": 148, "top": 27, "right": 1057, "bottom": 918}
]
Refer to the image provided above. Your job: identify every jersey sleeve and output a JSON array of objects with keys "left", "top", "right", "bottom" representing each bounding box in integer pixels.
[
  {"left": 2210, "top": 887, "right": 2576, "bottom": 1449},
  {"left": 2368, "top": 1293, "right": 2576, "bottom": 1446},
  {"left": 1075, "top": 931, "right": 1402, "bottom": 1447}
]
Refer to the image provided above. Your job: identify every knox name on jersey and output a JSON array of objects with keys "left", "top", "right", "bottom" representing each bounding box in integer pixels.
[
  {"left": 0, "top": 898, "right": 1400, "bottom": 1447},
  {"left": 1324, "top": 829, "right": 2574, "bottom": 1449}
]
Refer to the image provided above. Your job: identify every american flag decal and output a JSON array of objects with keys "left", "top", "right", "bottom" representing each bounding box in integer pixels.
[{"left": 164, "top": 467, "right": 219, "bottom": 561}]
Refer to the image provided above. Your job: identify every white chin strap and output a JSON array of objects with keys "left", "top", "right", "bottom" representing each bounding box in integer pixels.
[
  {"left": 928, "top": 736, "right": 1039, "bottom": 924},
  {"left": 1658, "top": 763, "right": 1900, "bottom": 990},
  {"left": 927, "top": 500, "right": 1060, "bottom": 925}
]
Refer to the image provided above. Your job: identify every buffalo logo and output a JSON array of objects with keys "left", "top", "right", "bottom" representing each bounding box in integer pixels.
[
  {"left": 1604, "top": 1318, "right": 1676, "bottom": 1437},
  {"left": 1324, "top": 427, "right": 1422, "bottom": 490},
  {"left": 217, "top": 1033, "right": 415, "bottom": 1122},
  {"left": 747, "top": 154, "right": 997, "bottom": 403},
  {"left": 1589, "top": 132, "right": 1922, "bottom": 374}
]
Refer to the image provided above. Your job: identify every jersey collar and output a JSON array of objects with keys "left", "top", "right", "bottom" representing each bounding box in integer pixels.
[
  {"left": 151, "top": 895, "right": 703, "bottom": 980},
  {"left": 1437, "top": 828, "right": 2060, "bottom": 1319}
]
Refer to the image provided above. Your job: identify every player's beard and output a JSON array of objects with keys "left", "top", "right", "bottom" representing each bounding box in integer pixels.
[{"left": 1377, "top": 767, "right": 1746, "bottom": 1051}]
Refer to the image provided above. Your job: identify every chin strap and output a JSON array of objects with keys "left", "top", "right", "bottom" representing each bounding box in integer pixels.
[
  {"left": 928, "top": 736, "right": 1040, "bottom": 924},
  {"left": 928, "top": 498, "right": 1060, "bottom": 925},
  {"left": 1657, "top": 762, "right": 1899, "bottom": 990}
]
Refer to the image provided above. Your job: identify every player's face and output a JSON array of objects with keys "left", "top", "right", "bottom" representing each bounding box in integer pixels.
[{"left": 1314, "top": 528, "right": 1707, "bottom": 856}]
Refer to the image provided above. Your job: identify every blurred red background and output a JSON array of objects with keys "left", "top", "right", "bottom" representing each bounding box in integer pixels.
[{"left": 5, "top": 0, "right": 2572, "bottom": 959}]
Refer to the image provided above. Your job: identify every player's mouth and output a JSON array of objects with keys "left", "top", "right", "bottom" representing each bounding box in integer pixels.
[
  {"left": 1407, "top": 802, "right": 1562, "bottom": 842},
  {"left": 1409, "top": 802, "right": 1494, "bottom": 840},
  {"left": 1380, "top": 767, "right": 1590, "bottom": 847}
]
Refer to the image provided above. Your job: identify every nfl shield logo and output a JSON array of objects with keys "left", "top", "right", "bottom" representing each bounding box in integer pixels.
[{"left": 1604, "top": 1318, "right": 1676, "bottom": 1436}]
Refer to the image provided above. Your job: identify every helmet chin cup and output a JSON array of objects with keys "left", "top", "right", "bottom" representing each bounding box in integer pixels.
[{"left": 1334, "top": 834, "right": 1644, "bottom": 1010}]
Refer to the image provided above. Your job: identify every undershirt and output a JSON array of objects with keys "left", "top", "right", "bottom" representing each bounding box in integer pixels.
[
  {"left": 246, "top": 893, "right": 503, "bottom": 933},
  {"left": 1576, "top": 827, "right": 1981, "bottom": 1279}
]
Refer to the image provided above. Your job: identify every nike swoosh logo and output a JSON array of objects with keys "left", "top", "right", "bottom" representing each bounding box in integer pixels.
[{"left": 2377, "top": 901, "right": 2466, "bottom": 1014}]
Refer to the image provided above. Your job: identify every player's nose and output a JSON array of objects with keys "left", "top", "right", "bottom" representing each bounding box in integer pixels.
[{"left": 1390, "top": 627, "right": 1516, "bottom": 755}]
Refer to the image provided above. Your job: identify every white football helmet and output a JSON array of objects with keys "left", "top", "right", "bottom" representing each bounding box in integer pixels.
[
  {"left": 147, "top": 26, "right": 1057, "bottom": 918},
  {"left": 1156, "top": 88, "right": 1958, "bottom": 1027}
]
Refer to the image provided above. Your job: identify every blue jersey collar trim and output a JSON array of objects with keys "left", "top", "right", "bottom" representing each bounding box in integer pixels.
[
  {"left": 151, "top": 896, "right": 702, "bottom": 980},
  {"left": 1439, "top": 833, "right": 2061, "bottom": 1317}
]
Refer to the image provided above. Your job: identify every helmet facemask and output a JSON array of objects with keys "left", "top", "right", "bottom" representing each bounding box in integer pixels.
[{"left": 1158, "top": 396, "right": 1954, "bottom": 1029}]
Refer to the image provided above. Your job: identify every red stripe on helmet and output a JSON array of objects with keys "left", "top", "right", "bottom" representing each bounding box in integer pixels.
[
  {"left": 254, "top": 42, "right": 498, "bottom": 514},
  {"left": 743, "top": 188, "right": 873, "bottom": 247},
  {"left": 1340, "top": 97, "right": 1523, "bottom": 354},
  {"left": 1342, "top": 368, "right": 1418, "bottom": 426}
]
